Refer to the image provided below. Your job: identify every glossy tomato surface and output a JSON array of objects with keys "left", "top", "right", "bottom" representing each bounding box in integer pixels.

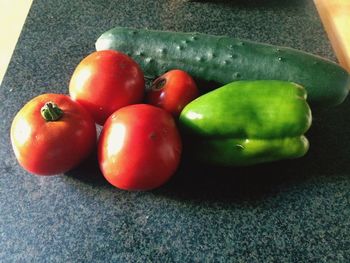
[
  {"left": 10, "top": 94, "right": 97, "bottom": 175},
  {"left": 69, "top": 50, "right": 145, "bottom": 125},
  {"left": 98, "top": 104, "right": 182, "bottom": 191},
  {"left": 146, "top": 69, "right": 199, "bottom": 117}
]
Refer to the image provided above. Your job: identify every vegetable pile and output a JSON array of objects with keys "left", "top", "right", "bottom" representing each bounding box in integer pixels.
[{"left": 10, "top": 27, "right": 350, "bottom": 191}]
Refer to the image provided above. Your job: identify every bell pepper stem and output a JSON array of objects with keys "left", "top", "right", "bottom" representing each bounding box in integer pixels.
[{"left": 41, "top": 101, "right": 63, "bottom": 121}]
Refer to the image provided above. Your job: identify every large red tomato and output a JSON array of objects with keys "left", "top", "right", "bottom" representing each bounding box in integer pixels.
[
  {"left": 98, "top": 104, "right": 182, "bottom": 191},
  {"left": 69, "top": 50, "right": 145, "bottom": 125},
  {"left": 146, "top": 69, "right": 199, "bottom": 117},
  {"left": 10, "top": 94, "right": 97, "bottom": 175}
]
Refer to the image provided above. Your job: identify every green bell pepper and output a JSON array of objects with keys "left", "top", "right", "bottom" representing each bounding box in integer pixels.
[{"left": 179, "top": 80, "right": 312, "bottom": 166}]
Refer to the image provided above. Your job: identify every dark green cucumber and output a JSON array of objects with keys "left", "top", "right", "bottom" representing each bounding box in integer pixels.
[{"left": 95, "top": 27, "right": 350, "bottom": 107}]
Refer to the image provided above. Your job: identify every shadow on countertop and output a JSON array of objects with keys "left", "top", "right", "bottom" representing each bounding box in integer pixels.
[
  {"left": 65, "top": 149, "right": 109, "bottom": 187},
  {"left": 66, "top": 98, "right": 350, "bottom": 204},
  {"left": 65, "top": 149, "right": 313, "bottom": 204}
]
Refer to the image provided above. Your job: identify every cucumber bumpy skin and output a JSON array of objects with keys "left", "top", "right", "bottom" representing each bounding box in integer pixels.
[{"left": 96, "top": 27, "right": 350, "bottom": 107}]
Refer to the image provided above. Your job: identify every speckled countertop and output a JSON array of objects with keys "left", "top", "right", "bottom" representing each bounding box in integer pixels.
[{"left": 1, "top": 0, "right": 349, "bottom": 262}]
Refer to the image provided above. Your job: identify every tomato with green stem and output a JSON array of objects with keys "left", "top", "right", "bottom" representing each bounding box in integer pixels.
[
  {"left": 10, "top": 94, "right": 97, "bottom": 175},
  {"left": 146, "top": 69, "right": 199, "bottom": 117}
]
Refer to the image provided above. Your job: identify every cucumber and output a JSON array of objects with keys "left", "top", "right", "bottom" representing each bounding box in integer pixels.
[{"left": 95, "top": 27, "right": 350, "bottom": 107}]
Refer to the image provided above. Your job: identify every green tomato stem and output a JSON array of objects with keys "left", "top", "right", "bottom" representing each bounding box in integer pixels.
[
  {"left": 151, "top": 78, "right": 166, "bottom": 91},
  {"left": 41, "top": 101, "right": 63, "bottom": 121}
]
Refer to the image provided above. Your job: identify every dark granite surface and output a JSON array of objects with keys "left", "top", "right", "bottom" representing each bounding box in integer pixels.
[{"left": 1, "top": 0, "right": 350, "bottom": 262}]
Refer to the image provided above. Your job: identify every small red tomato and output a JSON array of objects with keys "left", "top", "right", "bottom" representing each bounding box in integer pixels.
[
  {"left": 10, "top": 94, "right": 97, "bottom": 175},
  {"left": 146, "top": 69, "right": 199, "bottom": 117},
  {"left": 98, "top": 104, "right": 182, "bottom": 191},
  {"left": 69, "top": 50, "right": 145, "bottom": 125}
]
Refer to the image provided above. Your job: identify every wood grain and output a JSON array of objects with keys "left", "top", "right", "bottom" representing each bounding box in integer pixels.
[
  {"left": 0, "top": 0, "right": 33, "bottom": 85},
  {"left": 314, "top": 0, "right": 350, "bottom": 72}
]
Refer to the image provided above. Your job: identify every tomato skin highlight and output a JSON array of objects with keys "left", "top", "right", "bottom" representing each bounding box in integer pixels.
[
  {"left": 10, "top": 94, "right": 97, "bottom": 175},
  {"left": 98, "top": 104, "right": 182, "bottom": 191},
  {"left": 69, "top": 50, "right": 145, "bottom": 125},
  {"left": 146, "top": 69, "right": 199, "bottom": 117}
]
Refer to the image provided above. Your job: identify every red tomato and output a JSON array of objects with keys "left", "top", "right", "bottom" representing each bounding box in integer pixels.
[
  {"left": 10, "top": 94, "right": 97, "bottom": 175},
  {"left": 69, "top": 50, "right": 145, "bottom": 125},
  {"left": 98, "top": 104, "right": 182, "bottom": 191},
  {"left": 146, "top": 69, "right": 199, "bottom": 117}
]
